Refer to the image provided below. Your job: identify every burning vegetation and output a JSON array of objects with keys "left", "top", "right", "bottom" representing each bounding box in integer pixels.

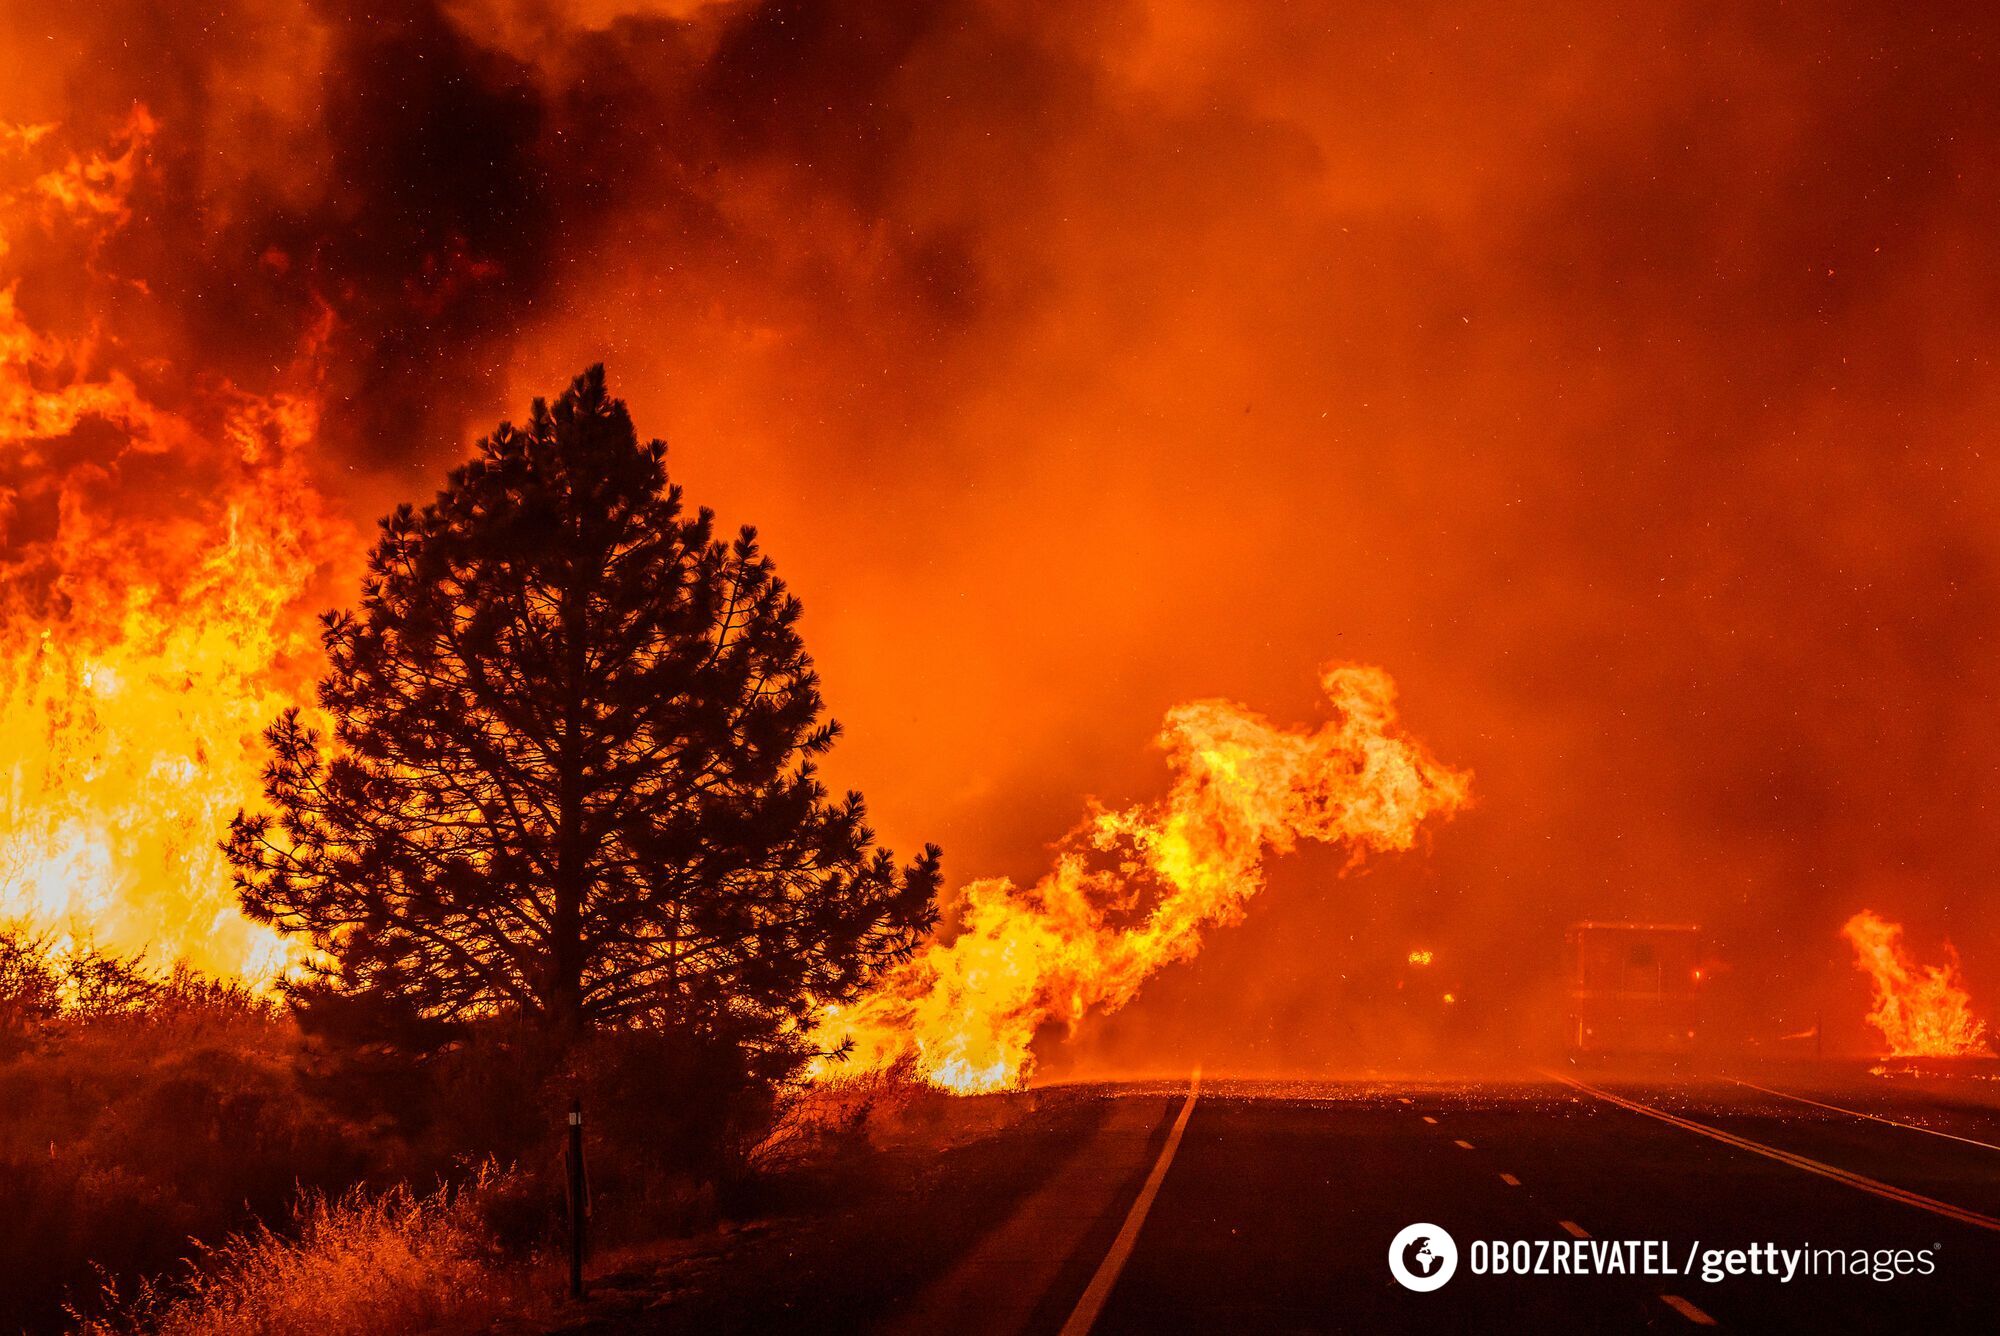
[
  {"left": 0, "top": 112, "right": 347, "bottom": 979},
  {"left": 1842, "top": 910, "right": 1992, "bottom": 1059},
  {"left": 0, "top": 0, "right": 1995, "bottom": 1086},
  {"left": 3, "top": 87, "right": 1993, "bottom": 1100},
  {"left": 0, "top": 110, "right": 1477, "bottom": 1095},
  {"left": 809, "top": 666, "right": 1470, "bottom": 1093}
]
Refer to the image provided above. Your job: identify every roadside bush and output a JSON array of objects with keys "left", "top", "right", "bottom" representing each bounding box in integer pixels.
[
  {"left": 0, "top": 924, "right": 836, "bottom": 1333},
  {"left": 351, "top": 1024, "right": 782, "bottom": 1245},
  {"left": 0, "top": 930, "right": 384, "bottom": 1334}
]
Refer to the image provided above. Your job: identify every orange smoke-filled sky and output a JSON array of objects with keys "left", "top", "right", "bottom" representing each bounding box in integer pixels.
[{"left": 4, "top": 0, "right": 1998, "bottom": 1064}]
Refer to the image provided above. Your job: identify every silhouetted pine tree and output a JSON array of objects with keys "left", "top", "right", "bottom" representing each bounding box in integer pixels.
[{"left": 227, "top": 366, "right": 938, "bottom": 1066}]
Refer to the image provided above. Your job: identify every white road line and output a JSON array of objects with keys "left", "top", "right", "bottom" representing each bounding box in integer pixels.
[
  {"left": 1499, "top": 1172, "right": 1521, "bottom": 1186},
  {"left": 1728, "top": 1077, "right": 2000, "bottom": 1153},
  {"left": 1059, "top": 1072, "right": 1202, "bottom": 1336},
  {"left": 1454, "top": 1139, "right": 1475, "bottom": 1149},
  {"left": 1661, "top": 1294, "right": 1716, "bottom": 1326},
  {"left": 1543, "top": 1069, "right": 2000, "bottom": 1234},
  {"left": 1559, "top": 1219, "right": 1590, "bottom": 1239},
  {"left": 1422, "top": 1115, "right": 1438, "bottom": 1125}
]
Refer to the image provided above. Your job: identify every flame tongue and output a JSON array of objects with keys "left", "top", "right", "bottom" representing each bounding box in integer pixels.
[
  {"left": 1842, "top": 909, "right": 1992, "bottom": 1058},
  {"left": 811, "top": 665, "right": 1471, "bottom": 1093},
  {"left": 0, "top": 113, "right": 347, "bottom": 978}
]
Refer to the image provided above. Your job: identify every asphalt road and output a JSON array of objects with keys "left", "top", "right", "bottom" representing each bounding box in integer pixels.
[{"left": 1017, "top": 1071, "right": 2000, "bottom": 1336}]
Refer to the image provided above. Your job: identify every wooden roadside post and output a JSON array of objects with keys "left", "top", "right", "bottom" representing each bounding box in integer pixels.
[{"left": 567, "top": 1098, "right": 588, "bottom": 1300}]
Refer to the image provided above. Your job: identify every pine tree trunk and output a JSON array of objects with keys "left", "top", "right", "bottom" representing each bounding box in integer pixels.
[
  {"left": 550, "top": 541, "right": 590, "bottom": 1036},
  {"left": 550, "top": 793, "right": 584, "bottom": 1034}
]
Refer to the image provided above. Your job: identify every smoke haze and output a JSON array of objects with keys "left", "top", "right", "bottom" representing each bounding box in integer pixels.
[{"left": 5, "top": 0, "right": 1999, "bottom": 1068}]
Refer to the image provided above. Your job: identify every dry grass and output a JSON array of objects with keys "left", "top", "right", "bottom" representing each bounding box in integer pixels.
[
  {"left": 754, "top": 1062, "right": 1046, "bottom": 1169},
  {"left": 751, "top": 1063, "right": 920, "bottom": 1169},
  {"left": 73, "top": 1170, "right": 544, "bottom": 1336}
]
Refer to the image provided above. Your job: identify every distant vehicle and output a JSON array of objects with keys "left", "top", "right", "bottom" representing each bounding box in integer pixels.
[{"left": 1564, "top": 921, "right": 1702, "bottom": 1058}]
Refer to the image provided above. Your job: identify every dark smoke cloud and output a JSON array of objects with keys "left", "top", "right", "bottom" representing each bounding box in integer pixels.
[
  {"left": 7, "top": 0, "right": 2000, "bottom": 1067},
  {"left": 7, "top": 1, "right": 563, "bottom": 464},
  {"left": 1, "top": 0, "right": 1016, "bottom": 468}
]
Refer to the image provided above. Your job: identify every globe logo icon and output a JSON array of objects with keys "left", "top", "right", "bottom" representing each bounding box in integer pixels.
[{"left": 1388, "top": 1223, "right": 1458, "bottom": 1292}]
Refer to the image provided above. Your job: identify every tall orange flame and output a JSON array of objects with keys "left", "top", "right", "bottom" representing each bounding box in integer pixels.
[
  {"left": 1841, "top": 909, "right": 1991, "bottom": 1058},
  {"left": 0, "top": 112, "right": 347, "bottom": 978},
  {"left": 809, "top": 665, "right": 1470, "bottom": 1093}
]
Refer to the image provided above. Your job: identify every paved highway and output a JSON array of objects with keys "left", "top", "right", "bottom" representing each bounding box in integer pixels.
[{"left": 913, "top": 1071, "right": 2000, "bottom": 1335}]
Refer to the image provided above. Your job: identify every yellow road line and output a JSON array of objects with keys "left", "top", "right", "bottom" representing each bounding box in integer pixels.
[
  {"left": 1454, "top": 1139, "right": 1475, "bottom": 1149},
  {"left": 1499, "top": 1172, "right": 1521, "bottom": 1186},
  {"left": 1728, "top": 1077, "right": 2000, "bottom": 1153},
  {"left": 1543, "top": 1070, "right": 2000, "bottom": 1233},
  {"left": 1059, "top": 1072, "right": 1202, "bottom": 1336},
  {"left": 1661, "top": 1294, "right": 1716, "bottom": 1326}
]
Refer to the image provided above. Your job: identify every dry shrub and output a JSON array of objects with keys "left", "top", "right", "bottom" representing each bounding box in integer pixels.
[
  {"left": 0, "top": 925, "right": 275, "bottom": 1038},
  {"left": 0, "top": 928, "right": 392, "bottom": 1334},
  {"left": 75, "top": 1170, "right": 542, "bottom": 1336}
]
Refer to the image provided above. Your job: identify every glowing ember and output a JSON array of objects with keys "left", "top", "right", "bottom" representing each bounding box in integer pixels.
[
  {"left": 1841, "top": 910, "right": 1991, "bottom": 1058},
  {"left": 808, "top": 664, "right": 1470, "bottom": 1093},
  {"left": 1408, "top": 949, "right": 1434, "bottom": 966},
  {"left": 0, "top": 112, "right": 347, "bottom": 978}
]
